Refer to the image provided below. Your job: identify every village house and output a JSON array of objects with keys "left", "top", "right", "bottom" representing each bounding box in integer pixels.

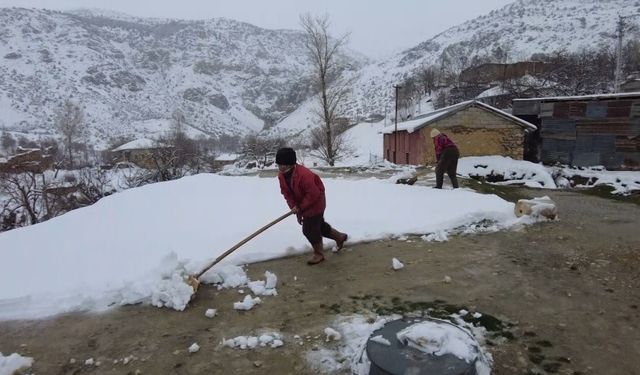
[
  {"left": 0, "top": 147, "right": 55, "bottom": 173},
  {"left": 381, "top": 100, "right": 536, "bottom": 165},
  {"left": 110, "top": 138, "right": 173, "bottom": 169},
  {"left": 212, "top": 153, "right": 239, "bottom": 170},
  {"left": 459, "top": 61, "right": 551, "bottom": 84},
  {"left": 512, "top": 92, "right": 640, "bottom": 169}
]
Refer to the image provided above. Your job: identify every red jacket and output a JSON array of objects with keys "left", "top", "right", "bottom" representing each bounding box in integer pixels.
[
  {"left": 433, "top": 133, "right": 457, "bottom": 161},
  {"left": 278, "top": 164, "right": 326, "bottom": 218}
]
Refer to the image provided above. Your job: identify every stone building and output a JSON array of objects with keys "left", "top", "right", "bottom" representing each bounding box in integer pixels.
[
  {"left": 110, "top": 138, "right": 173, "bottom": 169},
  {"left": 0, "top": 148, "right": 55, "bottom": 173},
  {"left": 381, "top": 100, "right": 536, "bottom": 165}
]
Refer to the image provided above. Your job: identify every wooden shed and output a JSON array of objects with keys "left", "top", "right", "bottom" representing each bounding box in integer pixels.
[
  {"left": 381, "top": 100, "right": 536, "bottom": 165},
  {"left": 512, "top": 92, "right": 640, "bottom": 170}
]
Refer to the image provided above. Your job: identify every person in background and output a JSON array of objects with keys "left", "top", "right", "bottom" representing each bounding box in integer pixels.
[
  {"left": 430, "top": 128, "right": 460, "bottom": 189},
  {"left": 275, "top": 147, "right": 348, "bottom": 265}
]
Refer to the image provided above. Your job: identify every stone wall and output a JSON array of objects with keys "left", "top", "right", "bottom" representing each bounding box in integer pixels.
[{"left": 419, "top": 107, "right": 526, "bottom": 165}]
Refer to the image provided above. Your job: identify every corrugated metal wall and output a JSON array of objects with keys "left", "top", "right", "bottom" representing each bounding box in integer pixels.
[{"left": 533, "top": 98, "right": 640, "bottom": 169}]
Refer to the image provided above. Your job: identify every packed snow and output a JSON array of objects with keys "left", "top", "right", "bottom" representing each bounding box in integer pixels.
[
  {"left": 396, "top": 320, "right": 479, "bottom": 362},
  {"left": 0, "top": 173, "right": 534, "bottom": 320},
  {"left": 204, "top": 308, "right": 217, "bottom": 318}
]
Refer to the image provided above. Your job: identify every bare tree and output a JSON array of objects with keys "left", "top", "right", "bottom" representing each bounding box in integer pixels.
[
  {"left": 0, "top": 172, "right": 41, "bottom": 226},
  {"left": 54, "top": 100, "right": 85, "bottom": 169},
  {"left": 300, "top": 13, "right": 351, "bottom": 166}
]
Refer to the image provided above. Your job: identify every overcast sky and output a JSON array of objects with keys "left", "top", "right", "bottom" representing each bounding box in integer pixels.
[{"left": 0, "top": 0, "right": 515, "bottom": 59}]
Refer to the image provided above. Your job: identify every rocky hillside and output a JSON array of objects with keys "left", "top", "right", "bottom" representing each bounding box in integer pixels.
[{"left": 0, "top": 7, "right": 364, "bottom": 148}]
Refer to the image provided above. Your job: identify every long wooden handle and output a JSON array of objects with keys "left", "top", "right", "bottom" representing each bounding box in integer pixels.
[{"left": 194, "top": 210, "right": 295, "bottom": 279}]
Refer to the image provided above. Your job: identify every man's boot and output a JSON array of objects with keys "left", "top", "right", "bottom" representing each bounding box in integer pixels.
[
  {"left": 330, "top": 228, "right": 348, "bottom": 251},
  {"left": 307, "top": 242, "right": 325, "bottom": 265}
]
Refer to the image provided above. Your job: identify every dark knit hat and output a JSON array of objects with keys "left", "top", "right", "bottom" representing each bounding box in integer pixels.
[{"left": 275, "top": 147, "right": 296, "bottom": 165}]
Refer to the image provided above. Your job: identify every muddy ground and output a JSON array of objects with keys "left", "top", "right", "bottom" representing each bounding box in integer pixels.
[{"left": 1, "top": 182, "right": 639, "bottom": 375}]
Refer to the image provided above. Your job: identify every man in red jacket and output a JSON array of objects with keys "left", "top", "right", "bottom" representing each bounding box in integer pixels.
[
  {"left": 431, "top": 128, "right": 460, "bottom": 189},
  {"left": 276, "top": 147, "right": 348, "bottom": 265}
]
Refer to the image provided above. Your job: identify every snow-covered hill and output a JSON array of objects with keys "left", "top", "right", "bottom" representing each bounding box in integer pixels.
[{"left": 0, "top": 7, "right": 364, "bottom": 148}]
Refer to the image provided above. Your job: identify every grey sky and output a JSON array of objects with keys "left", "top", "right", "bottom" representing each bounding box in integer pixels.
[{"left": 0, "top": 0, "right": 515, "bottom": 58}]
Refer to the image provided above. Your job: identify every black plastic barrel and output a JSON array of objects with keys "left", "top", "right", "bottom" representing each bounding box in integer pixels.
[{"left": 366, "top": 318, "right": 479, "bottom": 375}]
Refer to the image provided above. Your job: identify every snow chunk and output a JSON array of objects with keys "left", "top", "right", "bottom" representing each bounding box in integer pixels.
[
  {"left": 265, "top": 271, "right": 278, "bottom": 289},
  {"left": 392, "top": 258, "right": 404, "bottom": 270},
  {"left": 201, "top": 265, "right": 248, "bottom": 288},
  {"left": 233, "top": 295, "right": 262, "bottom": 311},
  {"left": 324, "top": 327, "right": 342, "bottom": 342},
  {"left": 369, "top": 335, "right": 391, "bottom": 346},
  {"left": 396, "top": 321, "right": 479, "bottom": 362},
  {"left": 472, "top": 312, "right": 483, "bottom": 319},
  {"left": 0, "top": 352, "right": 34, "bottom": 374},
  {"left": 423, "top": 230, "right": 449, "bottom": 242},
  {"left": 188, "top": 343, "right": 200, "bottom": 353},
  {"left": 85, "top": 358, "right": 95, "bottom": 366},
  {"left": 205, "top": 308, "right": 217, "bottom": 318},
  {"left": 246, "top": 271, "right": 278, "bottom": 296}
]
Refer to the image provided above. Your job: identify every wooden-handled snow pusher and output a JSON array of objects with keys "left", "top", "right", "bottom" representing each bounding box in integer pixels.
[{"left": 186, "top": 210, "right": 294, "bottom": 298}]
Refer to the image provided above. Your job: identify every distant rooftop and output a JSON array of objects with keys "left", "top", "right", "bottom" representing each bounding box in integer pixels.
[
  {"left": 111, "top": 138, "right": 157, "bottom": 152},
  {"left": 513, "top": 91, "right": 640, "bottom": 102}
]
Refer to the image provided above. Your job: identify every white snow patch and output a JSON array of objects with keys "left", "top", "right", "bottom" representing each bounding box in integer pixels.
[
  {"left": 0, "top": 352, "right": 33, "bottom": 375},
  {"left": 324, "top": 327, "right": 342, "bottom": 342},
  {"left": 188, "top": 343, "right": 200, "bottom": 353},
  {"left": 205, "top": 308, "right": 217, "bottom": 318}
]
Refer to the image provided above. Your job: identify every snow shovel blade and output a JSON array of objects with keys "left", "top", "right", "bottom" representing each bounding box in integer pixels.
[{"left": 186, "top": 275, "right": 200, "bottom": 295}]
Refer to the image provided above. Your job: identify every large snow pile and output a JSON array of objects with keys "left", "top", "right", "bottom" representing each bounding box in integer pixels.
[
  {"left": 458, "top": 156, "right": 640, "bottom": 195},
  {"left": 458, "top": 156, "right": 557, "bottom": 188},
  {"left": 0, "top": 174, "right": 524, "bottom": 321}
]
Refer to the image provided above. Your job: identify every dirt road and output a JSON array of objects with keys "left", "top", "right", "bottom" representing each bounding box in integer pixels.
[{"left": 1, "top": 186, "right": 639, "bottom": 375}]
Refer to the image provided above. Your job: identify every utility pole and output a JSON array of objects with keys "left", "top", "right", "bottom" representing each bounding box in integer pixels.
[
  {"left": 614, "top": 14, "right": 640, "bottom": 93},
  {"left": 614, "top": 16, "right": 626, "bottom": 93},
  {"left": 394, "top": 84, "right": 402, "bottom": 164}
]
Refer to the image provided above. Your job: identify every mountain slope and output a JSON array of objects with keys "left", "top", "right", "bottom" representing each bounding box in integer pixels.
[{"left": 0, "top": 8, "right": 364, "bottom": 148}]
